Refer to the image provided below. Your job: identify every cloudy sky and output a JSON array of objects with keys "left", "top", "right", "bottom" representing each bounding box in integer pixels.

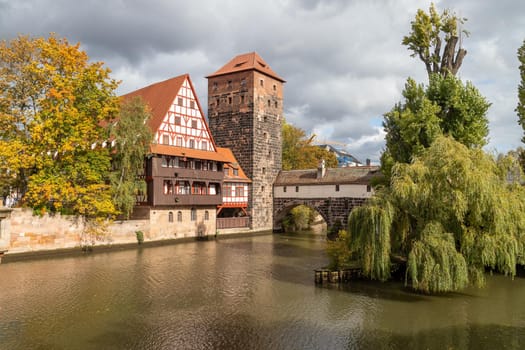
[{"left": 1, "top": 0, "right": 524, "bottom": 162}]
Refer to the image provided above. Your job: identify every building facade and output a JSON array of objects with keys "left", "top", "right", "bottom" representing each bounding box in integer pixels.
[
  {"left": 206, "top": 52, "right": 285, "bottom": 231},
  {"left": 122, "top": 74, "right": 249, "bottom": 237}
]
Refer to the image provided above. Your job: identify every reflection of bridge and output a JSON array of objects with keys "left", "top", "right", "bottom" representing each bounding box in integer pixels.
[{"left": 272, "top": 163, "right": 379, "bottom": 232}]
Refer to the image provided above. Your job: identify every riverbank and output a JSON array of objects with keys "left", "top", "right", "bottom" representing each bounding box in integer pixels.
[{"left": 1, "top": 229, "right": 273, "bottom": 263}]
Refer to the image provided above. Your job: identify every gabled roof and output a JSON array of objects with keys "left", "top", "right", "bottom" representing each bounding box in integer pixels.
[
  {"left": 206, "top": 52, "right": 285, "bottom": 82},
  {"left": 217, "top": 147, "right": 251, "bottom": 183},
  {"left": 274, "top": 166, "right": 380, "bottom": 186}
]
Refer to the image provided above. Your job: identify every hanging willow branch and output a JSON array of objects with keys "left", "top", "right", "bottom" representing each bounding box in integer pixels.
[{"left": 348, "top": 198, "right": 394, "bottom": 281}]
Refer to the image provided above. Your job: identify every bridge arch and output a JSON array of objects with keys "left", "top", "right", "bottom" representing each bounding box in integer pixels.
[{"left": 273, "top": 197, "right": 366, "bottom": 234}]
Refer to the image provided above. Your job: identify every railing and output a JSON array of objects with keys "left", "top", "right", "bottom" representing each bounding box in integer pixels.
[{"left": 217, "top": 217, "right": 250, "bottom": 229}]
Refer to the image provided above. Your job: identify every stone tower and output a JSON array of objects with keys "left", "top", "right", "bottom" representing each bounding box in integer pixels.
[{"left": 206, "top": 52, "right": 285, "bottom": 231}]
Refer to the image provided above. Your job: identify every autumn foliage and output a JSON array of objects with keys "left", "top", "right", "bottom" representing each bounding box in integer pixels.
[{"left": 0, "top": 35, "right": 119, "bottom": 217}]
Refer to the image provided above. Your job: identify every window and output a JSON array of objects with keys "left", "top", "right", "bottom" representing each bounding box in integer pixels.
[
  {"left": 204, "top": 211, "right": 209, "bottom": 221},
  {"left": 224, "top": 168, "right": 229, "bottom": 176},
  {"left": 175, "top": 116, "right": 181, "bottom": 125},
  {"left": 178, "top": 97, "right": 183, "bottom": 106},
  {"left": 176, "top": 137, "right": 183, "bottom": 147},
  {"left": 168, "top": 212, "right": 173, "bottom": 223},
  {"left": 261, "top": 186, "right": 265, "bottom": 192},
  {"left": 189, "top": 139, "right": 195, "bottom": 149},
  {"left": 241, "top": 95, "right": 245, "bottom": 104},
  {"left": 213, "top": 82, "right": 218, "bottom": 90},
  {"left": 228, "top": 97, "right": 232, "bottom": 105},
  {"left": 260, "top": 79, "right": 264, "bottom": 87},
  {"left": 191, "top": 120, "right": 197, "bottom": 129},
  {"left": 367, "top": 185, "right": 371, "bottom": 192},
  {"left": 163, "top": 180, "right": 173, "bottom": 195},
  {"left": 267, "top": 100, "right": 271, "bottom": 107},
  {"left": 335, "top": 184, "right": 340, "bottom": 192},
  {"left": 201, "top": 141, "right": 207, "bottom": 150},
  {"left": 227, "top": 80, "right": 232, "bottom": 88},
  {"left": 177, "top": 211, "right": 182, "bottom": 222},
  {"left": 233, "top": 169, "right": 238, "bottom": 176},
  {"left": 274, "top": 101, "right": 278, "bottom": 108},
  {"left": 176, "top": 181, "right": 190, "bottom": 195},
  {"left": 236, "top": 186, "right": 244, "bottom": 197},
  {"left": 262, "top": 167, "right": 266, "bottom": 175},
  {"left": 191, "top": 208, "right": 197, "bottom": 221},
  {"left": 283, "top": 186, "right": 287, "bottom": 193},
  {"left": 241, "top": 78, "right": 246, "bottom": 87},
  {"left": 216, "top": 98, "right": 220, "bottom": 106},
  {"left": 162, "top": 134, "right": 169, "bottom": 145},
  {"left": 190, "top": 101, "right": 195, "bottom": 109},
  {"left": 295, "top": 186, "right": 299, "bottom": 192},
  {"left": 161, "top": 156, "right": 168, "bottom": 167},
  {"left": 195, "top": 161, "right": 202, "bottom": 170},
  {"left": 273, "top": 84, "right": 276, "bottom": 91}
]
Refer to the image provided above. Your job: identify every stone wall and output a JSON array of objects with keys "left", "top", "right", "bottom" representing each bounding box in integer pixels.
[
  {"left": 273, "top": 197, "right": 367, "bottom": 231},
  {"left": 4, "top": 206, "right": 218, "bottom": 254}
]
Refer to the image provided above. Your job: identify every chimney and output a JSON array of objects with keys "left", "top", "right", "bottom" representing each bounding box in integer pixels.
[
  {"left": 317, "top": 159, "right": 326, "bottom": 179},
  {"left": 366, "top": 158, "right": 371, "bottom": 166}
]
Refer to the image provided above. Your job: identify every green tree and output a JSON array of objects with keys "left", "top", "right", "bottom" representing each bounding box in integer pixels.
[
  {"left": 109, "top": 97, "right": 153, "bottom": 218},
  {"left": 403, "top": 3, "right": 468, "bottom": 79},
  {"left": 282, "top": 120, "right": 337, "bottom": 170},
  {"left": 517, "top": 39, "right": 525, "bottom": 143},
  {"left": 0, "top": 35, "right": 119, "bottom": 218},
  {"left": 382, "top": 74, "right": 490, "bottom": 178},
  {"left": 348, "top": 137, "right": 525, "bottom": 293}
]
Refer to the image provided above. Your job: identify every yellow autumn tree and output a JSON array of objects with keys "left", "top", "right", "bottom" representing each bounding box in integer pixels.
[{"left": 0, "top": 34, "right": 119, "bottom": 218}]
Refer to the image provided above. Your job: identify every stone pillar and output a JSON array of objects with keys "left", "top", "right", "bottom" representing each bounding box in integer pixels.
[{"left": 0, "top": 207, "right": 13, "bottom": 251}]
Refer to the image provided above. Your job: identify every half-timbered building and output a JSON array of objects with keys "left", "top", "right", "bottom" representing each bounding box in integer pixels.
[
  {"left": 122, "top": 74, "right": 243, "bottom": 238},
  {"left": 216, "top": 147, "right": 251, "bottom": 229}
]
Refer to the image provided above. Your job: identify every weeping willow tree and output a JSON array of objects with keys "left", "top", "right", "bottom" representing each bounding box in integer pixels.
[{"left": 347, "top": 136, "right": 525, "bottom": 293}]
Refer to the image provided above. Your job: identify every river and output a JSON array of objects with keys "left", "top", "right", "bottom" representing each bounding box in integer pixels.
[{"left": 1, "top": 233, "right": 524, "bottom": 349}]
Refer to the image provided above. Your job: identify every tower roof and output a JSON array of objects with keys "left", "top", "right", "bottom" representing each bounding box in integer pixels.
[{"left": 206, "top": 52, "right": 285, "bottom": 82}]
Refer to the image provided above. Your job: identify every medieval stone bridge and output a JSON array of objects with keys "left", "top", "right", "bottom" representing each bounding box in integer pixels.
[
  {"left": 273, "top": 197, "right": 367, "bottom": 232},
  {"left": 272, "top": 164, "right": 379, "bottom": 233}
]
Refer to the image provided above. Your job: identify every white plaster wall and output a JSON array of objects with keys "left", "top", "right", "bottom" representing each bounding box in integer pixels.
[{"left": 274, "top": 184, "right": 373, "bottom": 199}]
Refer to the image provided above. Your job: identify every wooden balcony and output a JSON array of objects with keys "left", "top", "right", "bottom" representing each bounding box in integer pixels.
[{"left": 217, "top": 217, "right": 250, "bottom": 229}]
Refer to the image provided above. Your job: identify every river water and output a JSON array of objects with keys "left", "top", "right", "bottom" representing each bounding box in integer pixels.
[{"left": 1, "top": 233, "right": 525, "bottom": 350}]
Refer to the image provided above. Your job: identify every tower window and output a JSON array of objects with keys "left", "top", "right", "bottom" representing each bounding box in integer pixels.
[
  {"left": 335, "top": 184, "right": 340, "bottom": 192},
  {"left": 213, "top": 82, "right": 218, "bottom": 91},
  {"left": 262, "top": 167, "right": 266, "bottom": 174},
  {"left": 295, "top": 186, "right": 299, "bottom": 192},
  {"left": 260, "top": 79, "right": 264, "bottom": 87},
  {"left": 216, "top": 98, "right": 220, "bottom": 106},
  {"left": 268, "top": 100, "right": 271, "bottom": 107},
  {"left": 283, "top": 186, "right": 287, "bottom": 193},
  {"left": 228, "top": 97, "right": 232, "bottom": 105},
  {"left": 241, "top": 95, "right": 245, "bottom": 104},
  {"left": 273, "top": 84, "right": 276, "bottom": 91},
  {"left": 274, "top": 101, "right": 278, "bottom": 108}
]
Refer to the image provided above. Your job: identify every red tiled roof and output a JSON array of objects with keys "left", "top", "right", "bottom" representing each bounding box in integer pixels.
[
  {"left": 206, "top": 52, "right": 285, "bottom": 82},
  {"left": 216, "top": 147, "right": 251, "bottom": 182},
  {"left": 150, "top": 144, "right": 229, "bottom": 163},
  {"left": 121, "top": 74, "right": 188, "bottom": 133}
]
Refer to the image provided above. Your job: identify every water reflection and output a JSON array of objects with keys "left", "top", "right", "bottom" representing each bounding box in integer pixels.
[{"left": 0, "top": 233, "right": 524, "bottom": 349}]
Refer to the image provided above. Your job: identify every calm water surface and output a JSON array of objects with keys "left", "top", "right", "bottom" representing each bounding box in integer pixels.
[{"left": 1, "top": 233, "right": 525, "bottom": 349}]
